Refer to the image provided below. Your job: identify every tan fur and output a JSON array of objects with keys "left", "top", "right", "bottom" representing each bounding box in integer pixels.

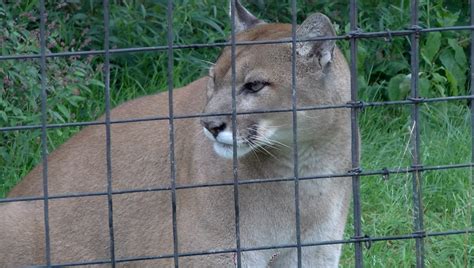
[{"left": 1, "top": 2, "right": 352, "bottom": 267}]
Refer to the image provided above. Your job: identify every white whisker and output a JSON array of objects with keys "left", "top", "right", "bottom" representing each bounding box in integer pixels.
[
  {"left": 252, "top": 137, "right": 285, "bottom": 152},
  {"left": 255, "top": 145, "right": 279, "bottom": 160},
  {"left": 247, "top": 140, "right": 262, "bottom": 163}
]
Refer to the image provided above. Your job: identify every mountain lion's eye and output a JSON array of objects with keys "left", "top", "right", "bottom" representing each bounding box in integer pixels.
[{"left": 242, "top": 81, "right": 269, "bottom": 93}]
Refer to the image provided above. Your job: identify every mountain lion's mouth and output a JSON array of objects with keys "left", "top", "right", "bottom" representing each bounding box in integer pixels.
[
  {"left": 202, "top": 128, "right": 253, "bottom": 159},
  {"left": 212, "top": 141, "right": 252, "bottom": 159},
  {"left": 203, "top": 122, "right": 279, "bottom": 159}
]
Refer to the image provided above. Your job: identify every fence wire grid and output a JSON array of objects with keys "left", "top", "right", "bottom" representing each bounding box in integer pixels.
[{"left": 0, "top": 0, "right": 473, "bottom": 267}]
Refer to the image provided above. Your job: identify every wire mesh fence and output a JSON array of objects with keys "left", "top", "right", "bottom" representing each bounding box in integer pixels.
[{"left": 0, "top": 0, "right": 473, "bottom": 267}]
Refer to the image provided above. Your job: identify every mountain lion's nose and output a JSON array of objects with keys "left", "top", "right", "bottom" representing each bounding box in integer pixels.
[{"left": 201, "top": 119, "right": 227, "bottom": 138}]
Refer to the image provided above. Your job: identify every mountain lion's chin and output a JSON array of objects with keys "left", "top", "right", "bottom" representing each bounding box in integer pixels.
[{"left": 213, "top": 142, "right": 252, "bottom": 159}]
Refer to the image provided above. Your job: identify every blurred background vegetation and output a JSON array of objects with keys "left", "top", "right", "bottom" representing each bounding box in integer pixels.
[{"left": 0, "top": 0, "right": 472, "bottom": 266}]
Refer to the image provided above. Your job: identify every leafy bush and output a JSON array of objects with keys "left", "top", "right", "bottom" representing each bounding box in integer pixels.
[
  {"left": 360, "top": 1, "right": 469, "bottom": 101},
  {"left": 0, "top": 1, "right": 104, "bottom": 194}
]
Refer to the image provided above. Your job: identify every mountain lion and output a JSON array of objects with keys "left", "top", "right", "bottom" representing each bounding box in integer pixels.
[{"left": 1, "top": 1, "right": 352, "bottom": 267}]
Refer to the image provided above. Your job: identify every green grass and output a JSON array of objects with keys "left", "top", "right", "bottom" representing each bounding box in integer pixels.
[
  {"left": 338, "top": 104, "right": 472, "bottom": 267},
  {"left": 1, "top": 0, "right": 472, "bottom": 266}
]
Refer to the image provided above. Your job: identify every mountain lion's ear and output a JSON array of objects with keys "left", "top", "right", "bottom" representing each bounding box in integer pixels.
[
  {"left": 229, "top": 0, "right": 265, "bottom": 33},
  {"left": 296, "top": 13, "right": 336, "bottom": 69},
  {"left": 207, "top": 66, "right": 215, "bottom": 100}
]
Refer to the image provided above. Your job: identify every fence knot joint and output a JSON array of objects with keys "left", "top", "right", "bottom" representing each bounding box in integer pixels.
[
  {"left": 348, "top": 167, "right": 362, "bottom": 176},
  {"left": 407, "top": 97, "right": 425, "bottom": 104},
  {"left": 346, "top": 100, "right": 365, "bottom": 110},
  {"left": 351, "top": 234, "right": 373, "bottom": 250},
  {"left": 384, "top": 28, "right": 393, "bottom": 43},
  {"left": 408, "top": 25, "right": 423, "bottom": 35},
  {"left": 412, "top": 230, "right": 427, "bottom": 238},
  {"left": 346, "top": 28, "right": 363, "bottom": 39},
  {"left": 381, "top": 167, "right": 390, "bottom": 180},
  {"left": 411, "top": 164, "right": 424, "bottom": 172}
]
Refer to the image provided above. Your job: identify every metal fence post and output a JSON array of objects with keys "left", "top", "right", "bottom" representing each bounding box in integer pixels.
[
  {"left": 39, "top": 0, "right": 52, "bottom": 266},
  {"left": 349, "top": 0, "right": 364, "bottom": 267},
  {"left": 469, "top": 0, "right": 474, "bottom": 265},
  {"left": 166, "top": 0, "right": 180, "bottom": 267},
  {"left": 290, "top": 0, "right": 303, "bottom": 267},
  {"left": 409, "top": 1, "right": 426, "bottom": 267},
  {"left": 230, "top": 1, "right": 242, "bottom": 267},
  {"left": 102, "top": 0, "right": 117, "bottom": 266}
]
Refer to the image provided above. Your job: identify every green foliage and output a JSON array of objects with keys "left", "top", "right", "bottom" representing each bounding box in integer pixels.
[
  {"left": 354, "top": 0, "right": 470, "bottom": 101},
  {"left": 0, "top": 0, "right": 228, "bottom": 195},
  {"left": 0, "top": 1, "right": 105, "bottom": 195}
]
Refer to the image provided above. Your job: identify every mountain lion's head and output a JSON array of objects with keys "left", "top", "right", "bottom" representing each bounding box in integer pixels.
[{"left": 201, "top": 2, "right": 349, "bottom": 159}]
